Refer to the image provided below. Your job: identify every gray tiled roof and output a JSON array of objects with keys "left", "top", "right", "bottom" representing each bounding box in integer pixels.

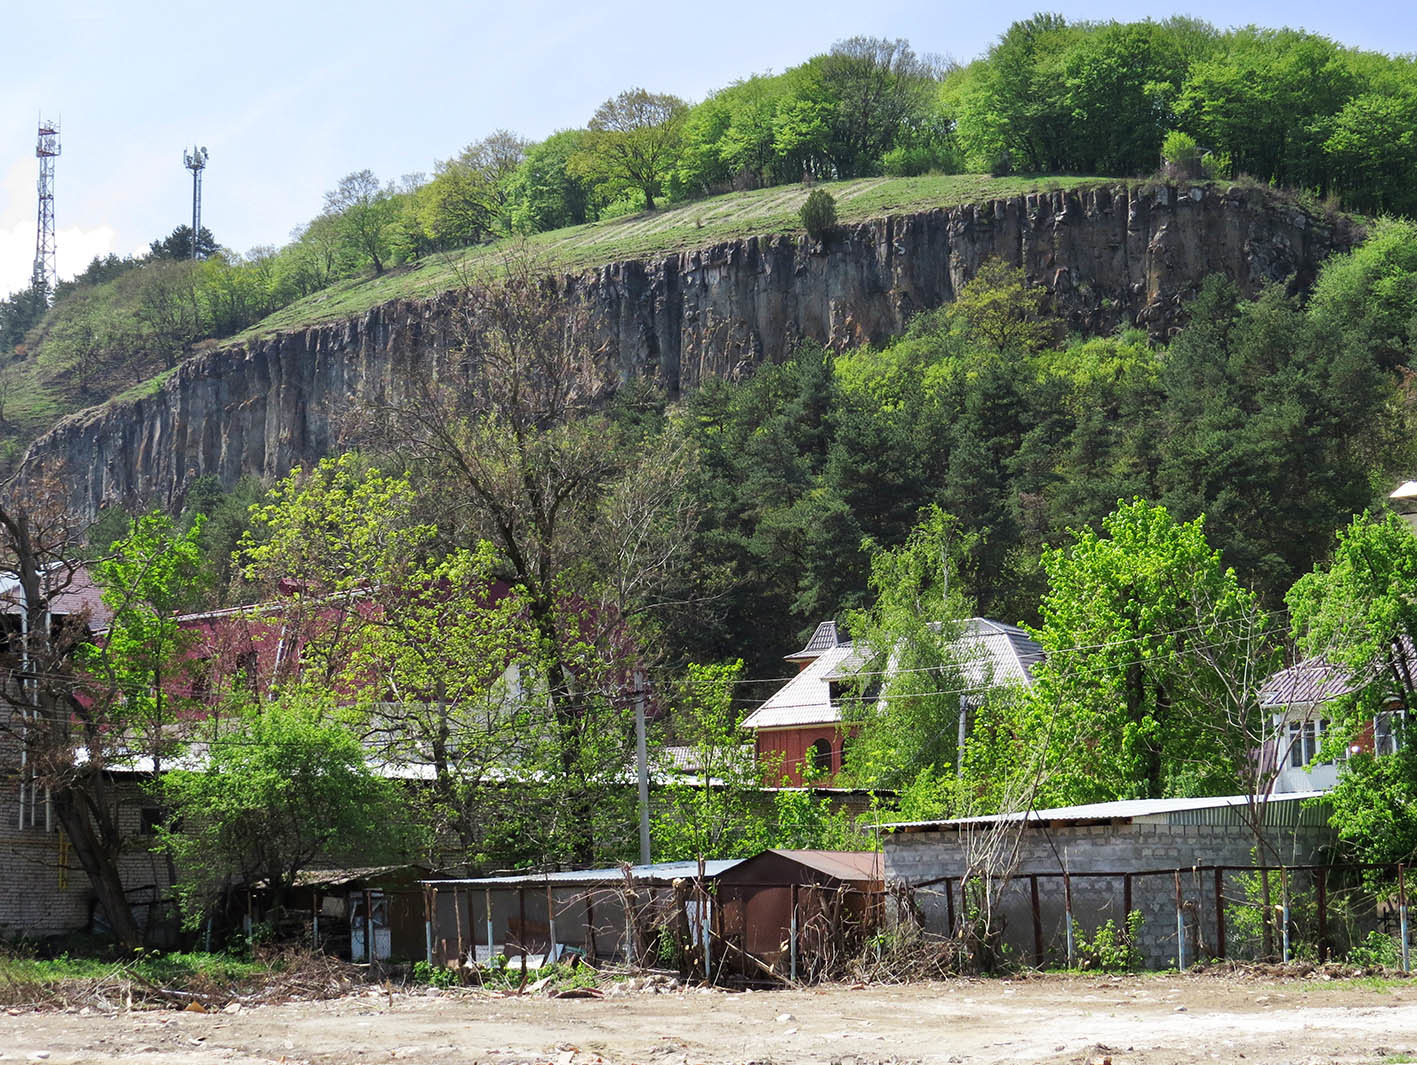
[
  {"left": 786, "top": 619, "right": 847, "bottom": 661},
  {"left": 1258, "top": 636, "right": 1417, "bottom": 708},
  {"left": 743, "top": 618, "right": 1044, "bottom": 732}
]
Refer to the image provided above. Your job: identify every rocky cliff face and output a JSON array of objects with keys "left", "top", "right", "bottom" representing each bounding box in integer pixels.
[{"left": 25, "top": 182, "right": 1354, "bottom": 518}]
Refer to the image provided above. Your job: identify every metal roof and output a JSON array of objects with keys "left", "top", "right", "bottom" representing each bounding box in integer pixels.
[
  {"left": 744, "top": 618, "right": 1043, "bottom": 733},
  {"left": 885, "top": 791, "right": 1329, "bottom": 831},
  {"left": 741, "top": 643, "right": 856, "bottom": 729},
  {"left": 1258, "top": 636, "right": 1417, "bottom": 708},
  {"left": 426, "top": 859, "right": 744, "bottom": 888},
  {"left": 785, "top": 620, "right": 847, "bottom": 662},
  {"left": 290, "top": 865, "right": 438, "bottom": 888},
  {"left": 767, "top": 849, "right": 882, "bottom": 881}
]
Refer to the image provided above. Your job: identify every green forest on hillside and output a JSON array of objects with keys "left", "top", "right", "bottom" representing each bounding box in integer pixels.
[{"left": 51, "top": 218, "right": 1417, "bottom": 901}]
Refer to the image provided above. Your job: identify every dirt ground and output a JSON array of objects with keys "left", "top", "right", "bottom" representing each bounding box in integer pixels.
[{"left": 3, "top": 972, "right": 1416, "bottom": 1065}]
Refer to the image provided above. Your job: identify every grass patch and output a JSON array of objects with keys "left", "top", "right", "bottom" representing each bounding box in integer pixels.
[
  {"left": 236, "top": 173, "right": 1119, "bottom": 343},
  {"left": 0, "top": 950, "right": 268, "bottom": 990}
]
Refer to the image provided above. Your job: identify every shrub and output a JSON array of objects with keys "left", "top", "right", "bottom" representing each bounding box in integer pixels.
[
  {"left": 800, "top": 189, "right": 838, "bottom": 241},
  {"left": 1347, "top": 930, "right": 1403, "bottom": 968},
  {"left": 1075, "top": 910, "right": 1144, "bottom": 972},
  {"left": 1161, "top": 131, "right": 1203, "bottom": 179},
  {"left": 412, "top": 959, "right": 458, "bottom": 988}
]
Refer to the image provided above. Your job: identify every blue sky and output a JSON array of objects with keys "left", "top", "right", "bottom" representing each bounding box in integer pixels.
[{"left": 1, "top": 0, "right": 1413, "bottom": 296}]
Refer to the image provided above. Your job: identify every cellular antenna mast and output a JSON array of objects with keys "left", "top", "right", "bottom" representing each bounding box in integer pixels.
[
  {"left": 183, "top": 145, "right": 209, "bottom": 259},
  {"left": 33, "top": 118, "right": 60, "bottom": 298}
]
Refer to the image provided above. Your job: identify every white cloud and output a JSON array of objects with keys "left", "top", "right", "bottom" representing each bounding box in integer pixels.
[{"left": 0, "top": 218, "right": 119, "bottom": 298}]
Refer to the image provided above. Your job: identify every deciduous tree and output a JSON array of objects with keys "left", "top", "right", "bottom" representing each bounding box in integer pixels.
[{"left": 574, "top": 89, "right": 688, "bottom": 211}]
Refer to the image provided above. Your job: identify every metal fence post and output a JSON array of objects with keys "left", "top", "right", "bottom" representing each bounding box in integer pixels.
[
  {"left": 1064, "top": 873, "right": 1075, "bottom": 969},
  {"left": 789, "top": 883, "right": 799, "bottom": 983},
  {"left": 1214, "top": 868, "right": 1226, "bottom": 961},
  {"left": 485, "top": 888, "right": 495, "bottom": 963},
  {"left": 1174, "top": 870, "right": 1185, "bottom": 971},
  {"left": 1030, "top": 875, "right": 1044, "bottom": 967},
  {"left": 1280, "top": 866, "right": 1291, "bottom": 964},
  {"left": 425, "top": 886, "right": 435, "bottom": 966},
  {"left": 1401, "top": 864, "right": 1410, "bottom": 974}
]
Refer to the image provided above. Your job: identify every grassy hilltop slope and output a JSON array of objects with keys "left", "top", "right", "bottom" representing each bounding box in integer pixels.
[{"left": 238, "top": 173, "right": 1106, "bottom": 339}]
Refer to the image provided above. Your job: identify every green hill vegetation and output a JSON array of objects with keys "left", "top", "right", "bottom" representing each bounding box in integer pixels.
[{"left": 3, "top": 13, "right": 1415, "bottom": 468}]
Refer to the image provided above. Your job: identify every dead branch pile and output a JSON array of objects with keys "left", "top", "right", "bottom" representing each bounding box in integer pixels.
[{"left": 844, "top": 883, "right": 967, "bottom": 984}]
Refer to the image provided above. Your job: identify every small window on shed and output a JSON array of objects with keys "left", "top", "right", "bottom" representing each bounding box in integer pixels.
[{"left": 809, "top": 738, "right": 833, "bottom": 774}]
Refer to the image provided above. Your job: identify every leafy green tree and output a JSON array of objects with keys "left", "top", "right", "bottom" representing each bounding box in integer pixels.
[
  {"left": 1175, "top": 27, "right": 1358, "bottom": 190},
  {"left": 1021, "top": 500, "right": 1271, "bottom": 805},
  {"left": 954, "top": 14, "right": 1078, "bottom": 172},
  {"left": 0, "top": 485, "right": 209, "bottom": 947},
  {"left": 573, "top": 89, "right": 688, "bottom": 211},
  {"left": 507, "top": 130, "right": 595, "bottom": 232},
  {"left": 652, "top": 661, "right": 772, "bottom": 860},
  {"left": 812, "top": 36, "right": 940, "bottom": 178},
  {"left": 422, "top": 130, "right": 527, "bottom": 246},
  {"left": 324, "top": 169, "right": 399, "bottom": 275},
  {"left": 79, "top": 511, "right": 207, "bottom": 775},
  {"left": 840, "top": 507, "right": 974, "bottom": 792},
  {"left": 947, "top": 258, "right": 1059, "bottom": 355},
  {"left": 238, "top": 454, "right": 435, "bottom": 685},
  {"left": 1287, "top": 513, "right": 1417, "bottom": 867},
  {"left": 161, "top": 687, "right": 411, "bottom": 921},
  {"left": 369, "top": 262, "right": 696, "bottom": 864},
  {"left": 1059, "top": 21, "right": 1186, "bottom": 174},
  {"left": 1324, "top": 89, "right": 1417, "bottom": 216},
  {"left": 1287, "top": 511, "right": 1417, "bottom": 726}
]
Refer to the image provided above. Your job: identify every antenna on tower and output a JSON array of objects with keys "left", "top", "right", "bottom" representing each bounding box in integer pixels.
[
  {"left": 33, "top": 118, "right": 60, "bottom": 300},
  {"left": 183, "top": 145, "right": 209, "bottom": 260}
]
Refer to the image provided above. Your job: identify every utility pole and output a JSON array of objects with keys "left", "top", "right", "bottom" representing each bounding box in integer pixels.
[
  {"left": 183, "top": 145, "right": 209, "bottom": 259},
  {"left": 33, "top": 119, "right": 60, "bottom": 299},
  {"left": 634, "top": 671, "right": 651, "bottom": 866}
]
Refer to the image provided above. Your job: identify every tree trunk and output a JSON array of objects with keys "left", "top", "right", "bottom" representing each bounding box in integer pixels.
[{"left": 53, "top": 788, "right": 143, "bottom": 948}]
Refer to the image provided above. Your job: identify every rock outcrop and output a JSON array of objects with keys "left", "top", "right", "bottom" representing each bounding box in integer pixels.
[{"left": 24, "top": 182, "right": 1355, "bottom": 518}]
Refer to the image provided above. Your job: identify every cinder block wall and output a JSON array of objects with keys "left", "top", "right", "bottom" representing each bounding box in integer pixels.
[
  {"left": 0, "top": 778, "right": 175, "bottom": 944},
  {"left": 886, "top": 815, "right": 1336, "bottom": 969}
]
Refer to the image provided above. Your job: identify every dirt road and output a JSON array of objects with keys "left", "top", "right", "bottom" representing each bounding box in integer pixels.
[{"left": 2, "top": 973, "right": 1415, "bottom": 1065}]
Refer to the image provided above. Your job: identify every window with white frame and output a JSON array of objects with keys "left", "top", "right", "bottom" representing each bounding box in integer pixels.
[
  {"left": 1376, "top": 709, "right": 1409, "bottom": 756},
  {"left": 1287, "top": 718, "right": 1333, "bottom": 768}
]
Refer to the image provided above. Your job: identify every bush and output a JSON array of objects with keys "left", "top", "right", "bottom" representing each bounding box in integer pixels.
[
  {"left": 412, "top": 959, "right": 458, "bottom": 988},
  {"left": 1075, "top": 910, "right": 1144, "bottom": 972},
  {"left": 1347, "top": 930, "right": 1403, "bottom": 968},
  {"left": 800, "top": 189, "right": 838, "bottom": 241},
  {"left": 882, "top": 144, "right": 960, "bottom": 178},
  {"left": 1161, "top": 131, "right": 1203, "bottom": 178}
]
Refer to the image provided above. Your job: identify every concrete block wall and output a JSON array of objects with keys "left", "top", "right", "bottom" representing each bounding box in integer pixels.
[{"left": 886, "top": 818, "right": 1336, "bottom": 968}]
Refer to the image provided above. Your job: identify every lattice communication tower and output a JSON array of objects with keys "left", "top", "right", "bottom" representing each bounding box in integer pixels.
[
  {"left": 183, "top": 145, "right": 209, "bottom": 259},
  {"left": 33, "top": 119, "right": 60, "bottom": 297}
]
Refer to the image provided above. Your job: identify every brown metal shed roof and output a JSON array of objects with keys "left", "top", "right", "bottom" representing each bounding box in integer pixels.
[{"left": 718, "top": 848, "right": 882, "bottom": 884}]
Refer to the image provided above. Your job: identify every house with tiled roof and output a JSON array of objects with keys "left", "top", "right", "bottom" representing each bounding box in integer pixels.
[
  {"left": 741, "top": 618, "right": 1044, "bottom": 785},
  {"left": 1257, "top": 636, "right": 1417, "bottom": 793}
]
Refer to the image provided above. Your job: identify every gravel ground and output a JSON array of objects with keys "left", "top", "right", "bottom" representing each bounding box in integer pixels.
[{"left": 2, "top": 971, "right": 1416, "bottom": 1065}]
